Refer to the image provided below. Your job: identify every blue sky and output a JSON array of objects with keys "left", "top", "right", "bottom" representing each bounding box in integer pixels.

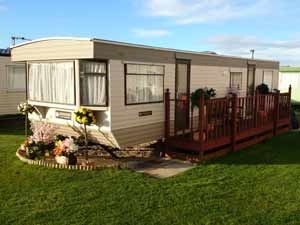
[{"left": 1, "top": 0, "right": 300, "bottom": 65}]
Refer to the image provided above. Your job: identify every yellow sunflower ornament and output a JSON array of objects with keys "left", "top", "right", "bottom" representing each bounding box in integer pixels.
[
  {"left": 73, "top": 107, "right": 96, "bottom": 161},
  {"left": 74, "top": 107, "right": 96, "bottom": 126}
]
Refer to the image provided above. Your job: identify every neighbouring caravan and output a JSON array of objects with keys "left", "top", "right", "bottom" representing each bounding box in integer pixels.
[
  {"left": 279, "top": 66, "right": 300, "bottom": 103},
  {"left": 0, "top": 49, "right": 26, "bottom": 116},
  {"left": 11, "top": 37, "right": 280, "bottom": 148}
]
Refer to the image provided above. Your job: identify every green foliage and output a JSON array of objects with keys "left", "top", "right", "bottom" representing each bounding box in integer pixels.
[
  {"left": 191, "top": 87, "right": 216, "bottom": 108},
  {"left": 54, "top": 134, "right": 67, "bottom": 142},
  {"left": 1, "top": 124, "right": 300, "bottom": 225},
  {"left": 256, "top": 83, "right": 270, "bottom": 94},
  {"left": 25, "top": 141, "right": 54, "bottom": 159}
]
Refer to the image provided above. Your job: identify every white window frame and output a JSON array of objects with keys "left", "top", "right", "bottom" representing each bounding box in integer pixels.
[
  {"left": 79, "top": 60, "right": 108, "bottom": 107},
  {"left": 27, "top": 60, "right": 76, "bottom": 107},
  {"left": 6, "top": 64, "right": 26, "bottom": 92},
  {"left": 125, "top": 63, "right": 165, "bottom": 105},
  {"left": 230, "top": 72, "right": 243, "bottom": 90}
]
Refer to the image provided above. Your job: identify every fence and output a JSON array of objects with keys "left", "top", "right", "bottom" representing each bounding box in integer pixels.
[{"left": 164, "top": 86, "right": 292, "bottom": 159}]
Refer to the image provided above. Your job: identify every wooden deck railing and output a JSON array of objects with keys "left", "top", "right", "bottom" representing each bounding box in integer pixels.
[{"left": 164, "top": 86, "right": 292, "bottom": 157}]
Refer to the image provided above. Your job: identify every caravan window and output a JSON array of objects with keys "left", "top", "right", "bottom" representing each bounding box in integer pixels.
[
  {"left": 79, "top": 60, "right": 107, "bottom": 106},
  {"left": 125, "top": 64, "right": 164, "bottom": 105},
  {"left": 230, "top": 72, "right": 243, "bottom": 89},
  {"left": 7, "top": 65, "right": 26, "bottom": 90},
  {"left": 28, "top": 62, "right": 75, "bottom": 104}
]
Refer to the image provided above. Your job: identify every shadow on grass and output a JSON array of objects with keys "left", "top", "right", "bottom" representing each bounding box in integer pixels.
[
  {"left": 0, "top": 119, "right": 25, "bottom": 136},
  {"left": 206, "top": 131, "right": 300, "bottom": 165}
]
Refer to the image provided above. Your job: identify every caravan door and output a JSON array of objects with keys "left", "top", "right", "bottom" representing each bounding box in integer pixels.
[{"left": 175, "top": 59, "right": 191, "bottom": 133}]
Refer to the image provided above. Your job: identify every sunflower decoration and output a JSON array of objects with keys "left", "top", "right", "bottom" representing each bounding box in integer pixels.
[
  {"left": 73, "top": 108, "right": 96, "bottom": 162},
  {"left": 74, "top": 107, "right": 96, "bottom": 126}
]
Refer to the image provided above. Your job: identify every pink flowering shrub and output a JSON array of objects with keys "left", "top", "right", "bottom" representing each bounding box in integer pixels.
[{"left": 30, "top": 122, "right": 57, "bottom": 144}]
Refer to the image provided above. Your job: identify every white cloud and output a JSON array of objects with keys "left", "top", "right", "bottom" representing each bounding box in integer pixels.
[
  {"left": 132, "top": 28, "right": 171, "bottom": 38},
  {"left": 141, "top": 0, "right": 272, "bottom": 24},
  {"left": 205, "top": 35, "right": 300, "bottom": 65}
]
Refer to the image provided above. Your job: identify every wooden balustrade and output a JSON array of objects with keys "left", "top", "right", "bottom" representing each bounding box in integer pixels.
[{"left": 164, "top": 86, "right": 292, "bottom": 157}]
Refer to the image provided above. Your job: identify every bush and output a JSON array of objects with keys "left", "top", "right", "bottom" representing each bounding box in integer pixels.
[
  {"left": 191, "top": 88, "right": 216, "bottom": 108},
  {"left": 256, "top": 83, "right": 270, "bottom": 94}
]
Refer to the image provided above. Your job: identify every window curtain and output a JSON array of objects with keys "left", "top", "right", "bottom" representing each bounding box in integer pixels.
[
  {"left": 28, "top": 62, "right": 75, "bottom": 104},
  {"left": 126, "top": 75, "right": 163, "bottom": 104},
  {"left": 230, "top": 72, "right": 242, "bottom": 89},
  {"left": 80, "top": 61, "right": 107, "bottom": 105},
  {"left": 7, "top": 65, "right": 26, "bottom": 90}
]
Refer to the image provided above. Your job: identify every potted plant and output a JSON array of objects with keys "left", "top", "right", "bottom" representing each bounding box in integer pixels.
[
  {"left": 191, "top": 87, "right": 216, "bottom": 108},
  {"left": 53, "top": 136, "right": 79, "bottom": 165},
  {"left": 256, "top": 83, "right": 270, "bottom": 95},
  {"left": 190, "top": 88, "right": 216, "bottom": 141}
]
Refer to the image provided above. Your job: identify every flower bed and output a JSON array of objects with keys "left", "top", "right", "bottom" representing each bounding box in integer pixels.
[
  {"left": 16, "top": 145, "right": 157, "bottom": 170},
  {"left": 16, "top": 107, "right": 158, "bottom": 171},
  {"left": 16, "top": 148, "right": 123, "bottom": 170}
]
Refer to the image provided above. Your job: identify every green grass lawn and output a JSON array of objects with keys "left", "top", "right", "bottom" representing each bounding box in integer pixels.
[
  {"left": 1, "top": 124, "right": 300, "bottom": 225},
  {"left": 296, "top": 111, "right": 300, "bottom": 123}
]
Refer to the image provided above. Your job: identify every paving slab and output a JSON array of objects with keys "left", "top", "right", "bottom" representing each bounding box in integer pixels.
[{"left": 127, "top": 158, "right": 195, "bottom": 178}]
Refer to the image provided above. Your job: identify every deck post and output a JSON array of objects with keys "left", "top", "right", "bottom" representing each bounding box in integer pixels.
[
  {"left": 288, "top": 85, "right": 292, "bottom": 129},
  {"left": 273, "top": 90, "right": 280, "bottom": 136},
  {"left": 254, "top": 88, "right": 260, "bottom": 128},
  {"left": 231, "top": 93, "right": 238, "bottom": 152},
  {"left": 163, "top": 89, "right": 171, "bottom": 157},
  {"left": 198, "top": 90, "right": 205, "bottom": 158}
]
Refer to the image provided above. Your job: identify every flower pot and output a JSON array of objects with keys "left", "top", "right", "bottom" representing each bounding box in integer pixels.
[
  {"left": 26, "top": 147, "right": 38, "bottom": 159},
  {"left": 55, "top": 155, "right": 69, "bottom": 165},
  {"left": 68, "top": 153, "right": 77, "bottom": 165}
]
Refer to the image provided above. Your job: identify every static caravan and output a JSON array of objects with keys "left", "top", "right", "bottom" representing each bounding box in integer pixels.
[
  {"left": 279, "top": 66, "right": 300, "bottom": 103},
  {"left": 11, "top": 37, "right": 279, "bottom": 149},
  {"left": 0, "top": 49, "right": 26, "bottom": 116}
]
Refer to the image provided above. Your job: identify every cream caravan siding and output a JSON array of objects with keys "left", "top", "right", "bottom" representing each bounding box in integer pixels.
[
  {"left": 109, "top": 60, "right": 175, "bottom": 130},
  {"left": 190, "top": 65, "right": 248, "bottom": 97},
  {"left": 0, "top": 56, "right": 10, "bottom": 90},
  {"left": 93, "top": 43, "right": 176, "bottom": 148},
  {"left": 272, "top": 70, "right": 279, "bottom": 89},
  {"left": 176, "top": 52, "right": 247, "bottom": 68},
  {"left": 11, "top": 39, "right": 93, "bottom": 61},
  {"left": 255, "top": 68, "right": 264, "bottom": 86},
  {"left": 279, "top": 72, "right": 299, "bottom": 102},
  {"left": 252, "top": 69, "right": 279, "bottom": 89},
  {"left": 0, "top": 56, "right": 26, "bottom": 115},
  {"left": 0, "top": 91, "right": 25, "bottom": 115},
  {"left": 94, "top": 42, "right": 174, "bottom": 63}
]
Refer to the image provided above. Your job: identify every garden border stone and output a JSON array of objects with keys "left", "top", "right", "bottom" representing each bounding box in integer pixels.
[{"left": 16, "top": 148, "right": 124, "bottom": 171}]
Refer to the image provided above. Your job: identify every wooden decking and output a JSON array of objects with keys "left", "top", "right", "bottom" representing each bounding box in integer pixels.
[{"left": 163, "top": 88, "right": 292, "bottom": 161}]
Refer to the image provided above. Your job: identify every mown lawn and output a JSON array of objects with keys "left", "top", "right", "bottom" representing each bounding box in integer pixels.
[
  {"left": 296, "top": 111, "right": 300, "bottom": 123},
  {"left": 0, "top": 123, "right": 300, "bottom": 225}
]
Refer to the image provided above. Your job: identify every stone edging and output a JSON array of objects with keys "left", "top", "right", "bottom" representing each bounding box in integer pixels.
[{"left": 16, "top": 148, "right": 123, "bottom": 171}]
